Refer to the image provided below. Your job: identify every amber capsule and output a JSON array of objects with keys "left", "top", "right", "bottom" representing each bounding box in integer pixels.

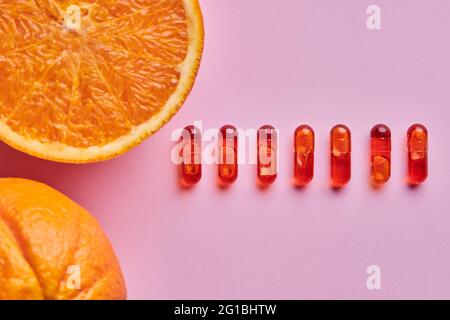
[
  {"left": 218, "top": 125, "right": 238, "bottom": 185},
  {"left": 330, "top": 125, "right": 351, "bottom": 187},
  {"left": 179, "top": 125, "right": 202, "bottom": 186},
  {"left": 370, "top": 124, "right": 391, "bottom": 184},
  {"left": 257, "top": 125, "right": 278, "bottom": 185},
  {"left": 294, "top": 125, "right": 314, "bottom": 186},
  {"left": 407, "top": 124, "right": 428, "bottom": 185}
]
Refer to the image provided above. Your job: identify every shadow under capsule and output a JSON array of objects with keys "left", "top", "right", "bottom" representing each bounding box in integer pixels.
[
  {"left": 292, "top": 181, "right": 309, "bottom": 191},
  {"left": 329, "top": 181, "right": 345, "bottom": 192},
  {"left": 256, "top": 177, "right": 275, "bottom": 191},
  {"left": 216, "top": 175, "right": 238, "bottom": 189}
]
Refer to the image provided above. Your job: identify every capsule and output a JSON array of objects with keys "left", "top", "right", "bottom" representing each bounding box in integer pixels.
[
  {"left": 218, "top": 125, "right": 238, "bottom": 185},
  {"left": 179, "top": 125, "right": 202, "bottom": 186},
  {"left": 370, "top": 124, "right": 391, "bottom": 184},
  {"left": 330, "top": 124, "right": 351, "bottom": 187},
  {"left": 407, "top": 124, "right": 428, "bottom": 185},
  {"left": 257, "top": 125, "right": 277, "bottom": 185},
  {"left": 294, "top": 125, "right": 314, "bottom": 186}
]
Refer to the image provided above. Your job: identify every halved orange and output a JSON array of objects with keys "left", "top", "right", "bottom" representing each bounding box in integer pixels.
[{"left": 0, "top": 0, "right": 204, "bottom": 163}]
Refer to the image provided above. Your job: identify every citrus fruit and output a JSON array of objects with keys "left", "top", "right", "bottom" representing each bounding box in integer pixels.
[
  {"left": 0, "top": 178, "right": 126, "bottom": 300},
  {"left": 0, "top": 0, "right": 204, "bottom": 162}
]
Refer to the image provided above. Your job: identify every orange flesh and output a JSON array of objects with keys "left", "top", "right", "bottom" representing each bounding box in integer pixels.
[{"left": 0, "top": 0, "right": 189, "bottom": 148}]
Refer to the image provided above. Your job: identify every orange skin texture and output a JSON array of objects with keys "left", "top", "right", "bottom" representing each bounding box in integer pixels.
[{"left": 0, "top": 178, "right": 126, "bottom": 300}]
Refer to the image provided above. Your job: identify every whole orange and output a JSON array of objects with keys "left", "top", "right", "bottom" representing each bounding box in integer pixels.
[{"left": 0, "top": 178, "right": 126, "bottom": 300}]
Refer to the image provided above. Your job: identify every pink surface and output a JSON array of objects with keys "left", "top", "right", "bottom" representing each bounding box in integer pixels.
[{"left": 1, "top": 0, "right": 449, "bottom": 299}]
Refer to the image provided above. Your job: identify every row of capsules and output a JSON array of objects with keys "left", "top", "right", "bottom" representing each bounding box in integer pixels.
[{"left": 179, "top": 124, "right": 428, "bottom": 187}]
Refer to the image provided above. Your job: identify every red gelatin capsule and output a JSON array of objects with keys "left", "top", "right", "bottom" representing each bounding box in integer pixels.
[
  {"left": 370, "top": 124, "right": 391, "bottom": 184},
  {"left": 330, "top": 124, "right": 351, "bottom": 187},
  {"left": 180, "top": 125, "right": 201, "bottom": 186},
  {"left": 294, "top": 125, "right": 314, "bottom": 186},
  {"left": 218, "top": 125, "right": 238, "bottom": 185},
  {"left": 257, "top": 125, "right": 277, "bottom": 185},
  {"left": 407, "top": 124, "right": 428, "bottom": 185}
]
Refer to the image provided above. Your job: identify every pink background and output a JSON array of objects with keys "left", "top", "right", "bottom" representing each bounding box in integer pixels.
[{"left": 1, "top": 0, "right": 449, "bottom": 299}]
